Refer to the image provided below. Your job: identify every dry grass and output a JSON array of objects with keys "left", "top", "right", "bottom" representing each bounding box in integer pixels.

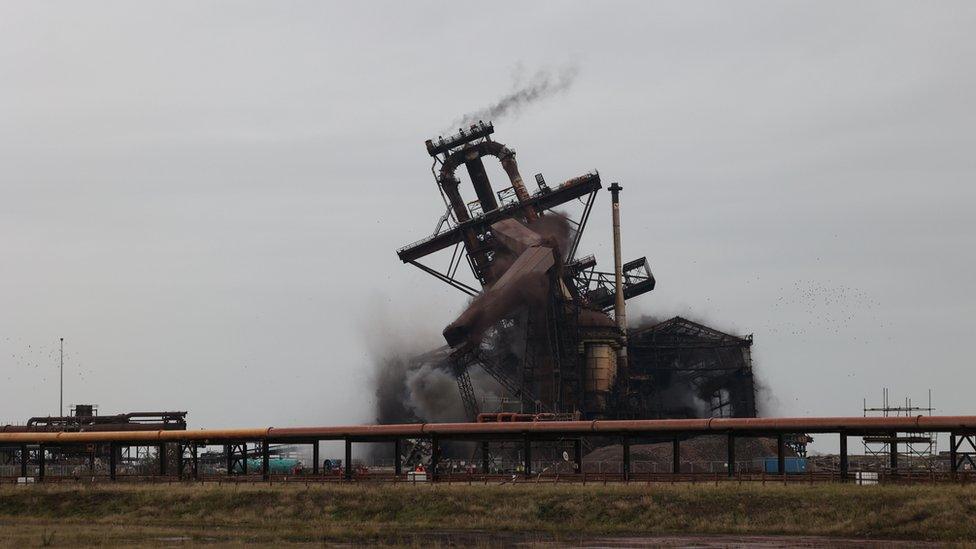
[{"left": 0, "top": 482, "right": 974, "bottom": 546}]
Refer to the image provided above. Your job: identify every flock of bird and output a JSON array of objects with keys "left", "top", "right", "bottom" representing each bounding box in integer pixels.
[
  {"left": 2, "top": 336, "right": 87, "bottom": 390},
  {"left": 763, "top": 280, "right": 885, "bottom": 340}
]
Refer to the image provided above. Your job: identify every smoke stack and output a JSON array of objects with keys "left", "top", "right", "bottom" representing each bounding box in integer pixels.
[{"left": 609, "top": 183, "right": 629, "bottom": 382}]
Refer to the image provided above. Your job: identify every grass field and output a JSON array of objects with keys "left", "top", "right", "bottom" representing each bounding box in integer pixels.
[{"left": 0, "top": 482, "right": 974, "bottom": 546}]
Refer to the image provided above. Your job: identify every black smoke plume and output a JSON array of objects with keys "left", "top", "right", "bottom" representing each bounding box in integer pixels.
[
  {"left": 372, "top": 349, "right": 507, "bottom": 425},
  {"left": 373, "top": 353, "right": 462, "bottom": 425},
  {"left": 370, "top": 348, "right": 506, "bottom": 462},
  {"left": 450, "top": 65, "right": 579, "bottom": 130}
]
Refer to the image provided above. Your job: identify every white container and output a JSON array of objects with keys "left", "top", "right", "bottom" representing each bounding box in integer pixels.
[
  {"left": 406, "top": 471, "right": 428, "bottom": 482},
  {"left": 855, "top": 471, "right": 878, "bottom": 485}
]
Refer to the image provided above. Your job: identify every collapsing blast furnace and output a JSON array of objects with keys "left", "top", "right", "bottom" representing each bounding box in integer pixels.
[{"left": 395, "top": 122, "right": 757, "bottom": 421}]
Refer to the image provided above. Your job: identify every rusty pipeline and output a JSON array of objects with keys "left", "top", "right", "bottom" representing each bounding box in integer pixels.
[{"left": 2, "top": 416, "right": 976, "bottom": 445}]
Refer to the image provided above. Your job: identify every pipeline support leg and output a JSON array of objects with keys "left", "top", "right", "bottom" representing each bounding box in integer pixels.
[
  {"left": 950, "top": 434, "right": 958, "bottom": 478},
  {"left": 672, "top": 437, "right": 680, "bottom": 474},
  {"left": 38, "top": 445, "right": 45, "bottom": 481},
  {"left": 482, "top": 440, "right": 490, "bottom": 474},
  {"left": 523, "top": 435, "right": 532, "bottom": 477},
  {"left": 394, "top": 439, "right": 402, "bottom": 477},
  {"left": 344, "top": 439, "right": 352, "bottom": 481},
  {"left": 776, "top": 434, "right": 785, "bottom": 477},
  {"left": 889, "top": 434, "right": 898, "bottom": 474},
  {"left": 726, "top": 433, "right": 735, "bottom": 478},
  {"left": 313, "top": 441, "right": 320, "bottom": 475},
  {"left": 159, "top": 443, "right": 167, "bottom": 476},
  {"left": 177, "top": 444, "right": 184, "bottom": 480},
  {"left": 109, "top": 443, "right": 117, "bottom": 481},
  {"left": 19, "top": 444, "right": 27, "bottom": 478},
  {"left": 261, "top": 440, "right": 269, "bottom": 481},
  {"left": 839, "top": 433, "right": 849, "bottom": 482},
  {"left": 622, "top": 436, "right": 631, "bottom": 481},
  {"left": 574, "top": 439, "right": 583, "bottom": 474},
  {"left": 430, "top": 436, "right": 440, "bottom": 481}
]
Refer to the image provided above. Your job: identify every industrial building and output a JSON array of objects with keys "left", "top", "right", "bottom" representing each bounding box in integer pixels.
[{"left": 395, "top": 122, "right": 757, "bottom": 422}]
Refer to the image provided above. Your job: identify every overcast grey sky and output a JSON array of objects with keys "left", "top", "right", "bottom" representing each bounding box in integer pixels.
[{"left": 1, "top": 2, "right": 974, "bottom": 439}]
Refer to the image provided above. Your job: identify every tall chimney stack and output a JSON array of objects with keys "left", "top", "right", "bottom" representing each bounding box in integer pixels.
[{"left": 608, "top": 183, "right": 628, "bottom": 381}]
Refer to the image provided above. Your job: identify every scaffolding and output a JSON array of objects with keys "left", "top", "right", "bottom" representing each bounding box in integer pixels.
[{"left": 863, "top": 388, "right": 936, "bottom": 470}]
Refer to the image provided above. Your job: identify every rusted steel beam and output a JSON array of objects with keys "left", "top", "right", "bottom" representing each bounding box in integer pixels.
[{"left": 396, "top": 173, "right": 600, "bottom": 263}]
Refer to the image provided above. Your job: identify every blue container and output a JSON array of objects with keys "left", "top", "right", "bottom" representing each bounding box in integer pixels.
[
  {"left": 763, "top": 457, "right": 807, "bottom": 474},
  {"left": 237, "top": 458, "right": 303, "bottom": 475}
]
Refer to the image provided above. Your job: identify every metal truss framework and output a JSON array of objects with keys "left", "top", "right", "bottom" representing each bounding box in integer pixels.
[
  {"left": 177, "top": 442, "right": 199, "bottom": 479},
  {"left": 567, "top": 255, "right": 655, "bottom": 312},
  {"left": 627, "top": 317, "right": 758, "bottom": 419},
  {"left": 950, "top": 434, "right": 976, "bottom": 474}
]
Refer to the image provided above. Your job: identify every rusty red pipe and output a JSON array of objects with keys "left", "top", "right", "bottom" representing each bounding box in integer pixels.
[{"left": 2, "top": 416, "right": 976, "bottom": 445}]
